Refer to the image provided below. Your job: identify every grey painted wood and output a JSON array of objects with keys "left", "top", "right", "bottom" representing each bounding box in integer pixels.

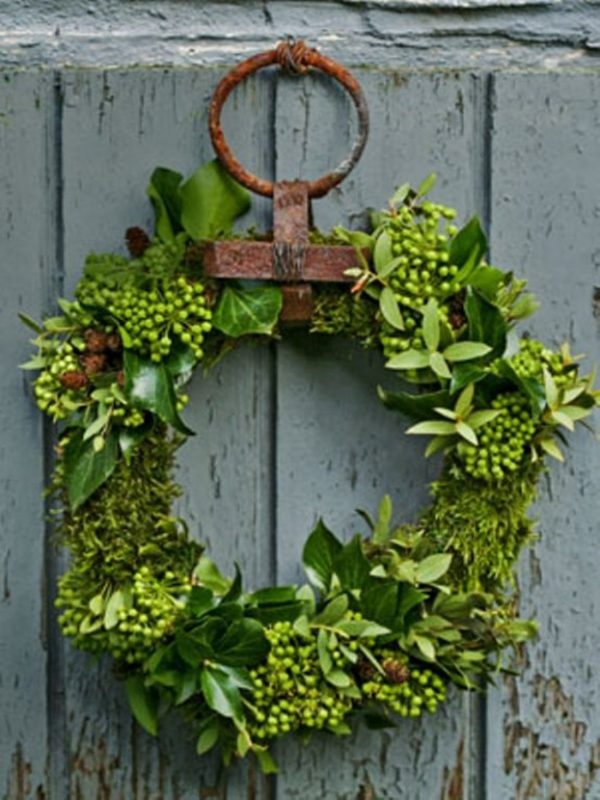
[
  {"left": 0, "top": 71, "right": 54, "bottom": 800},
  {"left": 485, "top": 72, "right": 600, "bottom": 800},
  {"left": 59, "top": 68, "right": 275, "bottom": 799},
  {"left": 272, "top": 69, "right": 482, "bottom": 799}
]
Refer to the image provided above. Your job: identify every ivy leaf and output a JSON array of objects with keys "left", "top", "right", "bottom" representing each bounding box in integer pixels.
[
  {"left": 212, "top": 285, "right": 283, "bottom": 338},
  {"left": 119, "top": 422, "right": 151, "bottom": 463},
  {"left": 125, "top": 676, "right": 159, "bottom": 736},
  {"left": 449, "top": 216, "right": 487, "bottom": 267},
  {"left": 180, "top": 159, "right": 250, "bottom": 240},
  {"left": 302, "top": 520, "right": 342, "bottom": 592},
  {"left": 147, "top": 167, "right": 183, "bottom": 241},
  {"left": 360, "top": 583, "right": 400, "bottom": 629},
  {"left": 214, "top": 619, "right": 270, "bottom": 667},
  {"left": 124, "top": 350, "right": 193, "bottom": 435},
  {"left": 379, "top": 287, "right": 404, "bottom": 330},
  {"left": 165, "top": 339, "right": 198, "bottom": 377},
  {"left": 332, "top": 535, "right": 371, "bottom": 591},
  {"left": 200, "top": 666, "right": 244, "bottom": 724},
  {"left": 443, "top": 341, "right": 492, "bottom": 362},
  {"left": 63, "top": 427, "right": 119, "bottom": 510}
]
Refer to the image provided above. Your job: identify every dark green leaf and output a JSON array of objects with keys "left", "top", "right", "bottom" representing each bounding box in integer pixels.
[
  {"left": 377, "top": 387, "right": 452, "bottom": 421},
  {"left": 125, "top": 676, "right": 159, "bottom": 736},
  {"left": 165, "top": 339, "right": 198, "bottom": 377},
  {"left": 147, "top": 167, "right": 183, "bottom": 241},
  {"left": 249, "top": 587, "right": 298, "bottom": 606},
  {"left": 176, "top": 630, "right": 215, "bottom": 665},
  {"left": 464, "top": 289, "right": 507, "bottom": 359},
  {"left": 248, "top": 600, "right": 307, "bottom": 625},
  {"left": 186, "top": 586, "right": 215, "bottom": 618},
  {"left": 493, "top": 359, "right": 546, "bottom": 416},
  {"left": 124, "top": 350, "right": 194, "bottom": 435},
  {"left": 467, "top": 265, "right": 505, "bottom": 298},
  {"left": 180, "top": 159, "right": 250, "bottom": 241},
  {"left": 449, "top": 216, "right": 487, "bottom": 267},
  {"left": 196, "top": 719, "right": 220, "bottom": 755},
  {"left": 18, "top": 312, "right": 44, "bottom": 333},
  {"left": 212, "top": 285, "right": 283, "bottom": 338},
  {"left": 449, "top": 363, "right": 487, "bottom": 395},
  {"left": 193, "top": 556, "right": 231, "bottom": 595},
  {"left": 200, "top": 666, "right": 244, "bottom": 723},
  {"left": 63, "top": 428, "right": 119, "bottom": 510},
  {"left": 302, "top": 520, "right": 342, "bottom": 592},
  {"left": 332, "top": 535, "right": 371, "bottom": 591},
  {"left": 361, "top": 583, "right": 400, "bottom": 629},
  {"left": 118, "top": 421, "right": 151, "bottom": 462},
  {"left": 221, "top": 564, "right": 242, "bottom": 604},
  {"left": 314, "top": 594, "right": 349, "bottom": 626},
  {"left": 214, "top": 619, "right": 269, "bottom": 667}
]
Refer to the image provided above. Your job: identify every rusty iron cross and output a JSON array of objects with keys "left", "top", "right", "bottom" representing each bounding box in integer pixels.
[{"left": 202, "top": 40, "right": 370, "bottom": 323}]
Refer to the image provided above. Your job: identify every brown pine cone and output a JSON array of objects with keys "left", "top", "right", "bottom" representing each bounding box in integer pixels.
[
  {"left": 355, "top": 658, "right": 377, "bottom": 682},
  {"left": 125, "top": 226, "right": 150, "bottom": 257},
  {"left": 449, "top": 311, "right": 467, "bottom": 330},
  {"left": 106, "top": 333, "right": 122, "bottom": 352},
  {"left": 84, "top": 329, "right": 109, "bottom": 353},
  {"left": 80, "top": 353, "right": 107, "bottom": 375},
  {"left": 382, "top": 658, "right": 410, "bottom": 684},
  {"left": 59, "top": 371, "right": 89, "bottom": 390}
]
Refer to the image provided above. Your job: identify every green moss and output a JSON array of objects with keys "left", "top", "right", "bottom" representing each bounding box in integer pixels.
[{"left": 310, "top": 285, "right": 379, "bottom": 348}]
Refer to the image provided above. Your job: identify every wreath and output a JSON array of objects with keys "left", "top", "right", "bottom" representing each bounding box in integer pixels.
[{"left": 22, "top": 150, "right": 598, "bottom": 771}]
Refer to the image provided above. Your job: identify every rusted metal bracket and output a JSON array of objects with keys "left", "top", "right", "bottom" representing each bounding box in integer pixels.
[{"left": 202, "top": 39, "right": 370, "bottom": 324}]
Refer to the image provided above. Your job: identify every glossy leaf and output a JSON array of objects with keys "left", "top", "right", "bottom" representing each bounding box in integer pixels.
[
  {"left": 126, "top": 676, "right": 159, "bottom": 736},
  {"left": 332, "top": 535, "right": 371, "bottom": 590},
  {"left": 377, "top": 387, "right": 451, "bottom": 421},
  {"left": 200, "top": 666, "right": 244, "bottom": 723},
  {"left": 212, "top": 285, "right": 282, "bottom": 338},
  {"left": 449, "top": 216, "right": 487, "bottom": 267},
  {"left": 124, "top": 351, "right": 193, "bottom": 435},
  {"left": 464, "top": 289, "right": 507, "bottom": 359},
  {"left": 147, "top": 167, "right": 183, "bottom": 241},
  {"left": 63, "top": 427, "right": 119, "bottom": 510},
  {"left": 180, "top": 159, "right": 250, "bottom": 240},
  {"left": 302, "top": 520, "right": 342, "bottom": 592}
]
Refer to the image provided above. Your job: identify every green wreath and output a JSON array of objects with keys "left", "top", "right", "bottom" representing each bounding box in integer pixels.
[{"left": 22, "top": 159, "right": 598, "bottom": 773}]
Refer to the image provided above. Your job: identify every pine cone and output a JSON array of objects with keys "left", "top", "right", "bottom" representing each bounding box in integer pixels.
[
  {"left": 382, "top": 658, "right": 410, "bottom": 684},
  {"left": 106, "top": 333, "right": 122, "bottom": 352},
  {"left": 59, "top": 371, "right": 89, "bottom": 390},
  {"left": 125, "top": 226, "right": 150, "bottom": 257},
  {"left": 355, "top": 658, "right": 377, "bottom": 682},
  {"left": 84, "top": 328, "right": 109, "bottom": 353},
  {"left": 449, "top": 311, "right": 467, "bottom": 330},
  {"left": 184, "top": 241, "right": 204, "bottom": 268},
  {"left": 80, "top": 353, "right": 107, "bottom": 375},
  {"left": 116, "top": 370, "right": 125, "bottom": 387}
]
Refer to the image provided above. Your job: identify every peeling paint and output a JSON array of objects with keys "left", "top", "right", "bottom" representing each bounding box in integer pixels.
[
  {"left": 440, "top": 739, "right": 464, "bottom": 800},
  {"left": 504, "top": 674, "right": 600, "bottom": 800}
]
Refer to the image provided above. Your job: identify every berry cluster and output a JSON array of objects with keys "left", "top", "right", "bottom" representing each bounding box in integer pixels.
[
  {"left": 459, "top": 393, "right": 537, "bottom": 481},
  {"left": 76, "top": 242, "right": 212, "bottom": 363},
  {"left": 378, "top": 201, "right": 460, "bottom": 359},
  {"left": 56, "top": 565, "right": 190, "bottom": 664},
  {"left": 359, "top": 650, "right": 446, "bottom": 718},
  {"left": 510, "top": 338, "right": 572, "bottom": 387},
  {"left": 34, "top": 342, "right": 83, "bottom": 419},
  {"left": 247, "top": 622, "right": 353, "bottom": 740}
]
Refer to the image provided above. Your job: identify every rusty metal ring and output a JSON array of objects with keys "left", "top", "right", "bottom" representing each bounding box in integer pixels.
[{"left": 208, "top": 41, "right": 369, "bottom": 199}]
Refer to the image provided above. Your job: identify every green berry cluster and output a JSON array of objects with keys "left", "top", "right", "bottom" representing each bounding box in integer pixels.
[
  {"left": 510, "top": 338, "right": 572, "bottom": 387},
  {"left": 360, "top": 651, "right": 446, "bottom": 718},
  {"left": 56, "top": 565, "right": 190, "bottom": 663},
  {"left": 34, "top": 343, "right": 83, "bottom": 419},
  {"left": 77, "top": 243, "right": 212, "bottom": 363},
  {"left": 247, "top": 622, "right": 353, "bottom": 740},
  {"left": 459, "top": 393, "right": 537, "bottom": 481},
  {"left": 378, "top": 201, "right": 460, "bottom": 359}
]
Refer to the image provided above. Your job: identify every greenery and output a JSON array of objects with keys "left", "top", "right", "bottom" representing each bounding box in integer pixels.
[{"left": 22, "top": 159, "right": 598, "bottom": 771}]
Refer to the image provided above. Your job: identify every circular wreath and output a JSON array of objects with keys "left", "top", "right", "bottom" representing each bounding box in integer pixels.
[{"left": 22, "top": 159, "right": 598, "bottom": 773}]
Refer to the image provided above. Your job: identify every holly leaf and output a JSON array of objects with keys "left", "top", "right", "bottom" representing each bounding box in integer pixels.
[
  {"left": 124, "top": 350, "right": 193, "bottom": 435},
  {"left": 63, "top": 427, "right": 119, "bottom": 510},
  {"left": 302, "top": 520, "right": 342, "bottom": 592},
  {"left": 125, "top": 676, "right": 159, "bottom": 736},
  {"left": 212, "top": 285, "right": 283, "bottom": 338},
  {"left": 180, "top": 159, "right": 250, "bottom": 240}
]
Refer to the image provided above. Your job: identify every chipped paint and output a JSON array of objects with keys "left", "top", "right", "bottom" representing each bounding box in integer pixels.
[
  {"left": 441, "top": 739, "right": 464, "bottom": 800},
  {"left": 504, "top": 674, "right": 600, "bottom": 800}
]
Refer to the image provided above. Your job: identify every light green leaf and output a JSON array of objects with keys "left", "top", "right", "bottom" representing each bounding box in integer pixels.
[
  {"left": 550, "top": 410, "right": 575, "bottom": 431},
  {"left": 374, "top": 230, "right": 393, "bottom": 275},
  {"left": 193, "top": 556, "right": 231, "bottom": 595},
  {"left": 421, "top": 299, "right": 440, "bottom": 352},
  {"left": 424, "top": 435, "right": 453, "bottom": 458},
  {"left": 255, "top": 748, "right": 279, "bottom": 775},
  {"left": 468, "top": 409, "right": 501, "bottom": 429},
  {"left": 415, "top": 554, "right": 453, "bottom": 583},
  {"left": 18, "top": 312, "right": 44, "bottom": 333},
  {"left": 390, "top": 182, "right": 411, "bottom": 208},
  {"left": 317, "top": 628, "right": 333, "bottom": 674},
  {"left": 539, "top": 438, "right": 564, "bottom": 462},
  {"left": 413, "top": 634, "right": 436, "bottom": 661},
  {"left": 433, "top": 407, "right": 457, "bottom": 421},
  {"left": 83, "top": 415, "right": 108, "bottom": 443},
  {"left": 293, "top": 615, "right": 311, "bottom": 638},
  {"left": 180, "top": 159, "right": 250, "bottom": 240},
  {"left": 456, "top": 420, "right": 478, "bottom": 445},
  {"left": 417, "top": 173, "right": 437, "bottom": 197},
  {"left": 406, "top": 420, "right": 457, "bottom": 436},
  {"left": 543, "top": 368, "right": 559, "bottom": 409},
  {"left": 443, "top": 342, "right": 492, "bottom": 362},
  {"left": 379, "top": 287, "right": 404, "bottom": 331},
  {"left": 212, "top": 285, "right": 283, "bottom": 338},
  {"left": 454, "top": 383, "right": 474, "bottom": 418},
  {"left": 314, "top": 594, "right": 349, "bottom": 626},
  {"left": 104, "top": 588, "right": 129, "bottom": 630},
  {"left": 373, "top": 494, "right": 393, "bottom": 545},
  {"left": 429, "top": 352, "right": 451, "bottom": 379},
  {"left": 88, "top": 593, "right": 105, "bottom": 616},
  {"left": 196, "top": 721, "right": 220, "bottom": 755},
  {"left": 386, "top": 349, "right": 430, "bottom": 371},
  {"left": 326, "top": 669, "right": 352, "bottom": 688}
]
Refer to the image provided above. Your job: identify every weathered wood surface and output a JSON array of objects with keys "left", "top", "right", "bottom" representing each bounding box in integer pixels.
[
  {"left": 0, "top": 60, "right": 599, "bottom": 800},
  {"left": 485, "top": 72, "right": 600, "bottom": 800}
]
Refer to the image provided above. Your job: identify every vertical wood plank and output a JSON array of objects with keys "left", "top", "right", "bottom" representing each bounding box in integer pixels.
[
  {"left": 0, "top": 71, "right": 53, "bottom": 799},
  {"left": 486, "top": 72, "right": 600, "bottom": 800},
  {"left": 273, "top": 69, "right": 482, "bottom": 799},
  {"left": 60, "top": 67, "right": 275, "bottom": 798}
]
